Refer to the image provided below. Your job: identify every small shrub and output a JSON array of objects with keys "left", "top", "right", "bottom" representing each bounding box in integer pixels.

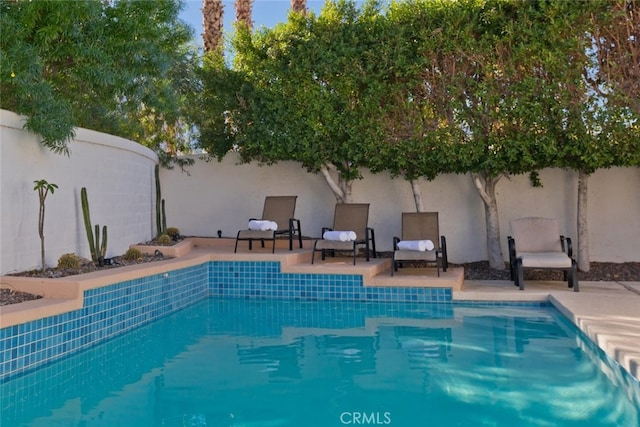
[
  {"left": 156, "top": 234, "right": 172, "bottom": 245},
  {"left": 123, "top": 248, "right": 143, "bottom": 261},
  {"left": 166, "top": 227, "right": 180, "bottom": 238},
  {"left": 57, "top": 253, "right": 81, "bottom": 270}
]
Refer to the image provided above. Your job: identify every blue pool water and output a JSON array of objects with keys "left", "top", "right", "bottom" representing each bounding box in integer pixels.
[{"left": 1, "top": 299, "right": 638, "bottom": 427}]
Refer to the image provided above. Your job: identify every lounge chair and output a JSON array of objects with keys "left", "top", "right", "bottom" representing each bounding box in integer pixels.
[
  {"left": 392, "top": 212, "right": 448, "bottom": 276},
  {"left": 311, "top": 203, "right": 376, "bottom": 265},
  {"left": 234, "top": 196, "right": 302, "bottom": 253},
  {"left": 508, "top": 217, "right": 579, "bottom": 291}
]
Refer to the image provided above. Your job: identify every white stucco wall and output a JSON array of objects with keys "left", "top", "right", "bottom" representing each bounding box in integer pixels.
[
  {"left": 0, "top": 109, "right": 158, "bottom": 274},
  {"left": 2, "top": 107, "right": 638, "bottom": 274},
  {"left": 162, "top": 154, "right": 640, "bottom": 263}
]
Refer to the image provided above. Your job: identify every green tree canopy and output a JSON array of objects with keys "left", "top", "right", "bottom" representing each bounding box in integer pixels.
[
  {"left": 197, "top": 0, "right": 391, "bottom": 202},
  {"left": 1, "top": 0, "right": 198, "bottom": 166}
]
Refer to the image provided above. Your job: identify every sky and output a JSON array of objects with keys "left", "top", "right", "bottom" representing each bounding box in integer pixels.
[
  {"left": 179, "top": 1, "right": 357, "bottom": 47},
  {"left": 180, "top": 1, "right": 323, "bottom": 46}
]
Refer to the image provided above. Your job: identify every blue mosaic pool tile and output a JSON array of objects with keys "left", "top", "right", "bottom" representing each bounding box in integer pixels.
[
  {"left": 0, "top": 263, "right": 208, "bottom": 382},
  {"left": 208, "top": 261, "right": 451, "bottom": 305},
  {"left": 1, "top": 260, "right": 457, "bottom": 382}
]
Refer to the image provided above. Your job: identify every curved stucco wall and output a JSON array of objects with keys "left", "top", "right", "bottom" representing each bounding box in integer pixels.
[
  {"left": 162, "top": 154, "right": 640, "bottom": 263},
  {"left": 1, "top": 109, "right": 158, "bottom": 274}
]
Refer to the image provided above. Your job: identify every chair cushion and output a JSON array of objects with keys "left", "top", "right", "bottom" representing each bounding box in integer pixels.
[
  {"left": 510, "top": 217, "right": 563, "bottom": 253},
  {"left": 519, "top": 252, "right": 572, "bottom": 268},
  {"left": 314, "top": 240, "right": 355, "bottom": 251},
  {"left": 237, "top": 229, "right": 275, "bottom": 239},
  {"left": 394, "top": 250, "right": 437, "bottom": 262}
]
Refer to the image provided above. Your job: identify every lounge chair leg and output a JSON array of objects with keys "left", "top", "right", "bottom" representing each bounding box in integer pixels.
[
  {"left": 295, "top": 219, "right": 303, "bottom": 249},
  {"left": 370, "top": 229, "right": 377, "bottom": 258},
  {"left": 516, "top": 258, "right": 525, "bottom": 290},
  {"left": 570, "top": 262, "right": 579, "bottom": 292}
]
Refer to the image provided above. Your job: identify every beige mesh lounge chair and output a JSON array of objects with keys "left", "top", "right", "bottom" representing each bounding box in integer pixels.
[
  {"left": 234, "top": 196, "right": 302, "bottom": 253},
  {"left": 311, "top": 203, "right": 377, "bottom": 265},
  {"left": 508, "top": 217, "right": 578, "bottom": 291},
  {"left": 392, "top": 212, "right": 448, "bottom": 277}
]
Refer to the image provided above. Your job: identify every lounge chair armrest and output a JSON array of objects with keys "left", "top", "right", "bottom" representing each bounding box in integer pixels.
[
  {"left": 288, "top": 217, "right": 301, "bottom": 230},
  {"left": 393, "top": 236, "right": 400, "bottom": 249},
  {"left": 321, "top": 226, "right": 332, "bottom": 236},
  {"left": 366, "top": 227, "right": 377, "bottom": 257},
  {"left": 508, "top": 236, "right": 516, "bottom": 260},
  {"left": 440, "top": 235, "right": 448, "bottom": 270},
  {"left": 288, "top": 217, "right": 300, "bottom": 226},
  {"left": 563, "top": 236, "right": 573, "bottom": 258}
]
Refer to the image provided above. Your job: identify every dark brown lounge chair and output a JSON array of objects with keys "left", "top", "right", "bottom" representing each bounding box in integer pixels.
[
  {"left": 312, "top": 203, "right": 376, "bottom": 265},
  {"left": 234, "top": 196, "right": 302, "bottom": 253},
  {"left": 392, "top": 212, "right": 448, "bottom": 276}
]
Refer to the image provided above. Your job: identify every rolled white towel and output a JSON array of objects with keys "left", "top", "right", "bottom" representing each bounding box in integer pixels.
[
  {"left": 248, "top": 220, "right": 278, "bottom": 231},
  {"left": 323, "top": 230, "right": 357, "bottom": 241},
  {"left": 397, "top": 240, "right": 434, "bottom": 251}
]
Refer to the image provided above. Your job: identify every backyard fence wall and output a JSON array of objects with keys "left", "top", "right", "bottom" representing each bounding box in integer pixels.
[
  {"left": 1, "top": 108, "right": 638, "bottom": 274},
  {"left": 0, "top": 110, "right": 158, "bottom": 274},
  {"left": 161, "top": 154, "right": 640, "bottom": 265}
]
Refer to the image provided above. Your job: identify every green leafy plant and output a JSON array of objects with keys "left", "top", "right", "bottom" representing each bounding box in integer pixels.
[
  {"left": 80, "top": 187, "right": 108, "bottom": 264},
  {"left": 57, "top": 253, "right": 81, "bottom": 270},
  {"left": 33, "top": 179, "right": 58, "bottom": 271}
]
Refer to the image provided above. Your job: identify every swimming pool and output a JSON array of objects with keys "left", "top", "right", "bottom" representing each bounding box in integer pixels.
[{"left": 2, "top": 298, "right": 638, "bottom": 427}]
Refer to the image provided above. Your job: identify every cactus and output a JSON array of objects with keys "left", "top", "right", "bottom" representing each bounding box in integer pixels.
[
  {"left": 155, "top": 164, "right": 168, "bottom": 237},
  {"left": 166, "top": 227, "right": 180, "bottom": 238},
  {"left": 57, "top": 253, "right": 81, "bottom": 270},
  {"left": 95, "top": 224, "right": 108, "bottom": 259},
  {"left": 161, "top": 199, "right": 167, "bottom": 233},
  {"left": 123, "top": 247, "right": 143, "bottom": 261},
  {"left": 81, "top": 187, "right": 108, "bottom": 263},
  {"left": 157, "top": 234, "right": 172, "bottom": 245}
]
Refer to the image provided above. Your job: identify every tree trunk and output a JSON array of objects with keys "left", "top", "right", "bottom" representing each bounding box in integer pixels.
[
  {"left": 235, "top": 0, "right": 253, "bottom": 30},
  {"left": 291, "top": 0, "right": 306, "bottom": 15},
  {"left": 319, "top": 164, "right": 352, "bottom": 203},
  {"left": 471, "top": 172, "right": 504, "bottom": 269},
  {"left": 410, "top": 179, "right": 425, "bottom": 212},
  {"left": 202, "top": 0, "right": 224, "bottom": 53},
  {"left": 577, "top": 170, "right": 590, "bottom": 272}
]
